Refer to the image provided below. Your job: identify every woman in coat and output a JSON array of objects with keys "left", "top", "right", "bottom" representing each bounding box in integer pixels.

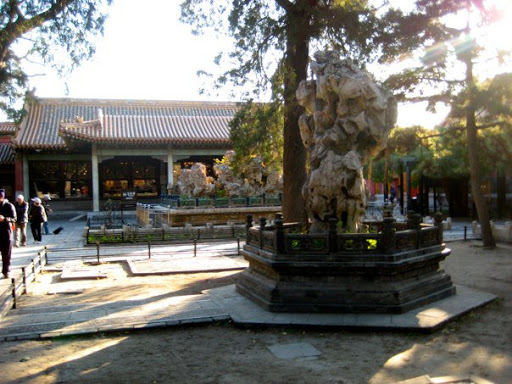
[
  {"left": 14, "top": 195, "right": 28, "bottom": 247},
  {"left": 29, "top": 197, "right": 46, "bottom": 244}
]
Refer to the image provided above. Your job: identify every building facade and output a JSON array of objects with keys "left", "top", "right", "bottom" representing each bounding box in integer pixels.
[
  {"left": 11, "top": 98, "right": 236, "bottom": 211},
  {"left": 0, "top": 122, "right": 16, "bottom": 200}
]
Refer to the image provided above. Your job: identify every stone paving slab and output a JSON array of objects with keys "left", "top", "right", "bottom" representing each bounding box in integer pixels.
[
  {"left": 127, "top": 256, "right": 248, "bottom": 275},
  {"left": 0, "top": 282, "right": 498, "bottom": 341},
  {"left": 204, "top": 284, "right": 497, "bottom": 332},
  {"left": 267, "top": 342, "right": 322, "bottom": 360},
  {"left": 0, "top": 294, "right": 229, "bottom": 341},
  {"left": 60, "top": 267, "right": 108, "bottom": 280}
]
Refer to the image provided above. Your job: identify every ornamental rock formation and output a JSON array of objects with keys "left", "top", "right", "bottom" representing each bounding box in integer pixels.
[
  {"left": 177, "top": 163, "right": 215, "bottom": 197},
  {"left": 213, "top": 150, "right": 283, "bottom": 197},
  {"left": 296, "top": 51, "right": 397, "bottom": 233}
]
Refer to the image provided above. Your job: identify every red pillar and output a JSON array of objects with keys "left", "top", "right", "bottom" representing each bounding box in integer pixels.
[{"left": 15, "top": 153, "right": 23, "bottom": 193}]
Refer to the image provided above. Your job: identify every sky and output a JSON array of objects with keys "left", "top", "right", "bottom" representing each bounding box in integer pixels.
[{"left": 9, "top": 0, "right": 512, "bottom": 128}]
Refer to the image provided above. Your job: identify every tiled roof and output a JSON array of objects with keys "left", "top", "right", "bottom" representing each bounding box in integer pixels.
[
  {"left": 15, "top": 98, "right": 238, "bottom": 149},
  {"left": 0, "top": 122, "right": 16, "bottom": 135},
  {"left": 0, "top": 143, "right": 15, "bottom": 164}
]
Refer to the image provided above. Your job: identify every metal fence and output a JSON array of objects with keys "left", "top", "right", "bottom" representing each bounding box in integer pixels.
[
  {"left": 0, "top": 247, "right": 47, "bottom": 319},
  {"left": 46, "top": 239, "right": 242, "bottom": 264}
]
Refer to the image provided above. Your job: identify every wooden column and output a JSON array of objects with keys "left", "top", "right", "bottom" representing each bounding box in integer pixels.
[
  {"left": 15, "top": 153, "right": 24, "bottom": 195},
  {"left": 92, "top": 144, "right": 100, "bottom": 212},
  {"left": 167, "top": 149, "right": 174, "bottom": 190},
  {"left": 22, "top": 154, "right": 29, "bottom": 197}
]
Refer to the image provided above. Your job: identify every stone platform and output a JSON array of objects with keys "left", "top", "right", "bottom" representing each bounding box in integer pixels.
[
  {"left": 206, "top": 284, "right": 496, "bottom": 332},
  {"left": 0, "top": 282, "right": 496, "bottom": 341},
  {"left": 237, "top": 216, "right": 456, "bottom": 314}
]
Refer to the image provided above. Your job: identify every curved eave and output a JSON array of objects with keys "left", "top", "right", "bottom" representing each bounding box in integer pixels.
[
  {"left": 0, "top": 123, "right": 17, "bottom": 136},
  {"left": 58, "top": 132, "right": 231, "bottom": 148},
  {"left": 12, "top": 142, "right": 68, "bottom": 151}
]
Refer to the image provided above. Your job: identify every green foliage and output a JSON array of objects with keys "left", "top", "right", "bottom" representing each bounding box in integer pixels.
[
  {"left": 366, "top": 238, "right": 377, "bottom": 250},
  {"left": 181, "top": 1, "right": 444, "bottom": 99},
  {"left": 229, "top": 100, "right": 284, "bottom": 174},
  {"left": 379, "top": 72, "right": 512, "bottom": 182},
  {"left": 0, "top": 0, "right": 112, "bottom": 119},
  {"left": 181, "top": 0, "right": 466, "bottom": 222},
  {"left": 366, "top": 126, "right": 432, "bottom": 182}
]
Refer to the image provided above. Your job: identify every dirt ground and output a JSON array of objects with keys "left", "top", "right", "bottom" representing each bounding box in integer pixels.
[{"left": 0, "top": 241, "right": 511, "bottom": 384}]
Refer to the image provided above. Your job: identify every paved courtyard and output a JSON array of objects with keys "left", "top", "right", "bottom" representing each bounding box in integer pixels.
[{"left": 0, "top": 214, "right": 510, "bottom": 383}]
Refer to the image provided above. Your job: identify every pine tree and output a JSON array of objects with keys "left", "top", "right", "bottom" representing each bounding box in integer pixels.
[{"left": 180, "top": 0, "right": 426, "bottom": 222}]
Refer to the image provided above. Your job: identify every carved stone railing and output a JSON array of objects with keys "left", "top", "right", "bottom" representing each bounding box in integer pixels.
[
  {"left": 285, "top": 234, "right": 330, "bottom": 254},
  {"left": 245, "top": 211, "right": 444, "bottom": 256},
  {"left": 239, "top": 211, "right": 453, "bottom": 314}
]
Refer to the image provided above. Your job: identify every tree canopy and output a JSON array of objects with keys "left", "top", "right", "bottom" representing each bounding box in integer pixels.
[
  {"left": 180, "top": 0, "right": 467, "bottom": 221},
  {"left": 228, "top": 99, "right": 284, "bottom": 175},
  {"left": 0, "top": 0, "right": 112, "bottom": 120},
  {"left": 181, "top": 0, "right": 509, "bottom": 238}
]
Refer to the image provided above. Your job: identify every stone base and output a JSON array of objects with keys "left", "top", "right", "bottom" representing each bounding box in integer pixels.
[
  {"left": 205, "top": 284, "right": 496, "bottom": 332},
  {"left": 236, "top": 243, "right": 456, "bottom": 314}
]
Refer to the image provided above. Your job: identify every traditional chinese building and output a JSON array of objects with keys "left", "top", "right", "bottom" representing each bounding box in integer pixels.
[
  {"left": 0, "top": 122, "right": 16, "bottom": 200},
  {"left": 10, "top": 98, "right": 236, "bottom": 211}
]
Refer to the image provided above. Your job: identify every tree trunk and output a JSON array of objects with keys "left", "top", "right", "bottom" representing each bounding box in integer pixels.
[
  {"left": 497, "top": 167, "right": 506, "bottom": 219},
  {"left": 464, "top": 55, "right": 496, "bottom": 248},
  {"left": 384, "top": 146, "right": 389, "bottom": 203},
  {"left": 281, "top": 5, "right": 310, "bottom": 223}
]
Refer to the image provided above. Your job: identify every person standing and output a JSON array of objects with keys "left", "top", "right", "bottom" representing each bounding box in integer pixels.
[
  {"left": 42, "top": 194, "right": 52, "bottom": 235},
  {"left": 29, "top": 197, "right": 46, "bottom": 244},
  {"left": 14, "top": 195, "right": 28, "bottom": 247},
  {"left": 0, "top": 189, "right": 16, "bottom": 278}
]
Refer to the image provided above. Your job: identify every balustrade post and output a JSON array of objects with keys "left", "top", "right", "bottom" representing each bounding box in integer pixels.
[
  {"left": 381, "top": 217, "right": 396, "bottom": 254},
  {"left": 406, "top": 210, "right": 415, "bottom": 229},
  {"left": 434, "top": 212, "right": 444, "bottom": 244},
  {"left": 11, "top": 278, "right": 16, "bottom": 309},
  {"left": 275, "top": 213, "right": 284, "bottom": 253},
  {"left": 406, "top": 210, "right": 421, "bottom": 245},
  {"left": 259, "top": 217, "right": 267, "bottom": 249},
  {"left": 328, "top": 217, "right": 338, "bottom": 253},
  {"left": 245, "top": 214, "right": 253, "bottom": 243}
]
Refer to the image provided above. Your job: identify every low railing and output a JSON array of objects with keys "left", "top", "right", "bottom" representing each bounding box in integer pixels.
[
  {"left": 86, "top": 223, "right": 247, "bottom": 245},
  {"left": 45, "top": 239, "right": 242, "bottom": 264},
  {"left": 246, "top": 212, "right": 444, "bottom": 256},
  {"left": 160, "top": 194, "right": 282, "bottom": 209},
  {"left": 363, "top": 220, "right": 408, "bottom": 233},
  {"left": 0, "top": 247, "right": 47, "bottom": 319}
]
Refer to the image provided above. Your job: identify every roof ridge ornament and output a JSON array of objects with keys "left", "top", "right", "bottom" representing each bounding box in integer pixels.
[{"left": 97, "top": 108, "right": 104, "bottom": 129}]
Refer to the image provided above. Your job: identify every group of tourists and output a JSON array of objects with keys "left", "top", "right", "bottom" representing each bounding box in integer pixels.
[{"left": 0, "top": 189, "right": 52, "bottom": 279}]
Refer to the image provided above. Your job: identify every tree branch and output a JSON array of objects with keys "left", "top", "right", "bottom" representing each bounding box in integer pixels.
[
  {"left": 0, "top": 0, "right": 75, "bottom": 60},
  {"left": 416, "top": 76, "right": 464, "bottom": 84},
  {"left": 275, "top": 0, "right": 293, "bottom": 12},
  {"left": 418, "top": 121, "right": 507, "bottom": 138}
]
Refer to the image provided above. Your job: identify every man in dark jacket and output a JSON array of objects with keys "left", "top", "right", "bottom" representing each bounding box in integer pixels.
[
  {"left": 14, "top": 195, "right": 29, "bottom": 247},
  {"left": 0, "top": 189, "right": 16, "bottom": 278},
  {"left": 29, "top": 197, "right": 46, "bottom": 244}
]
